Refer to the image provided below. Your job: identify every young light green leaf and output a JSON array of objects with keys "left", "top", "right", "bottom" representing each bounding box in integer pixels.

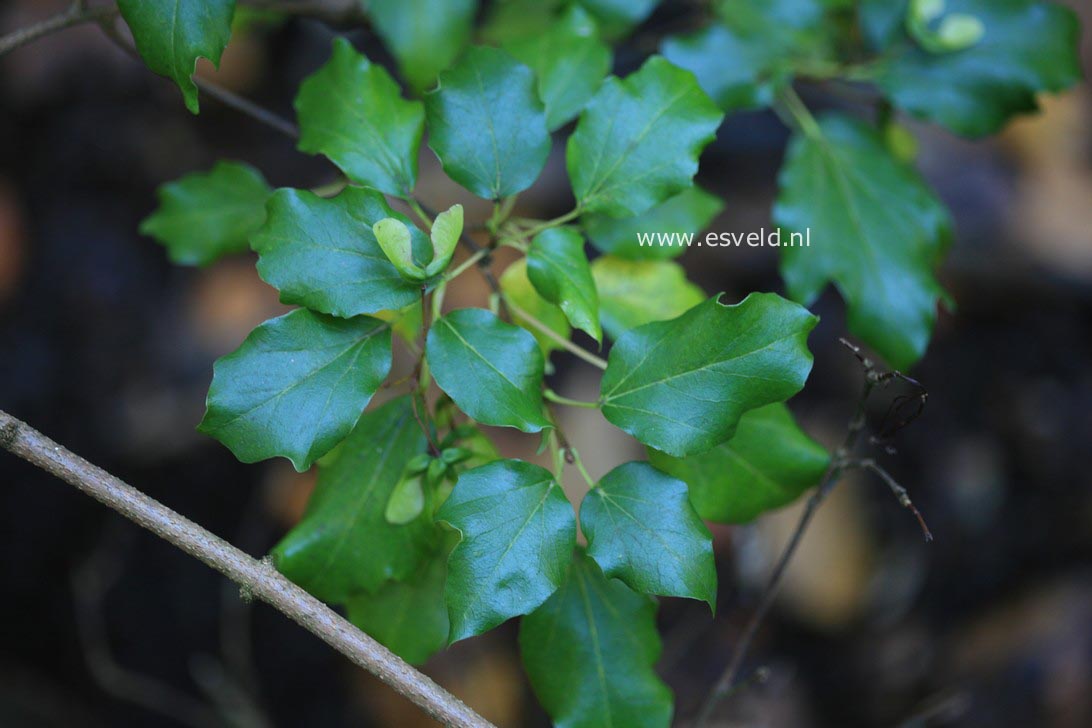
[
  {"left": 581, "top": 462, "right": 716, "bottom": 609},
  {"left": 272, "top": 396, "right": 433, "bottom": 601},
  {"left": 424, "top": 204, "right": 464, "bottom": 277},
  {"left": 583, "top": 186, "right": 724, "bottom": 260},
  {"left": 499, "top": 260, "right": 572, "bottom": 355},
  {"left": 519, "top": 553, "right": 673, "bottom": 728},
  {"left": 199, "top": 309, "right": 392, "bottom": 471},
  {"left": 426, "top": 308, "right": 552, "bottom": 433},
  {"left": 527, "top": 227, "right": 601, "bottom": 343},
  {"left": 373, "top": 217, "right": 427, "bottom": 281},
  {"left": 368, "top": 0, "right": 477, "bottom": 92},
  {"left": 140, "top": 161, "right": 271, "bottom": 266},
  {"left": 600, "top": 293, "right": 817, "bottom": 457},
  {"left": 591, "top": 257, "right": 705, "bottom": 339},
  {"left": 649, "top": 403, "right": 830, "bottom": 524},
  {"left": 252, "top": 187, "right": 423, "bottom": 317},
  {"left": 385, "top": 473, "right": 426, "bottom": 525},
  {"left": 295, "top": 38, "right": 424, "bottom": 196},
  {"left": 567, "top": 56, "right": 723, "bottom": 217},
  {"left": 346, "top": 554, "right": 450, "bottom": 666},
  {"left": 774, "top": 114, "right": 952, "bottom": 369},
  {"left": 504, "top": 5, "right": 612, "bottom": 130},
  {"left": 863, "top": 0, "right": 1081, "bottom": 137},
  {"left": 117, "top": 0, "right": 235, "bottom": 114},
  {"left": 425, "top": 46, "right": 551, "bottom": 200},
  {"left": 437, "top": 459, "right": 576, "bottom": 641}
]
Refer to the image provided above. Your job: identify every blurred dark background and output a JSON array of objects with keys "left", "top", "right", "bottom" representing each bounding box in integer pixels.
[{"left": 2, "top": 1, "right": 1091, "bottom": 726}]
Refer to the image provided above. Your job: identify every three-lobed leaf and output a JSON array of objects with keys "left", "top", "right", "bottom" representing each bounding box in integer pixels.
[
  {"left": 649, "top": 403, "right": 830, "bottom": 523},
  {"left": 775, "top": 113, "right": 952, "bottom": 369},
  {"left": 199, "top": 309, "right": 392, "bottom": 471},
  {"left": 519, "top": 553, "right": 673, "bottom": 728},
  {"left": 426, "top": 308, "right": 552, "bottom": 433},
  {"left": 567, "top": 56, "right": 723, "bottom": 217},
  {"left": 583, "top": 186, "right": 723, "bottom": 260},
  {"left": 591, "top": 257, "right": 705, "bottom": 339},
  {"left": 600, "top": 293, "right": 817, "bottom": 457},
  {"left": 862, "top": 0, "right": 1082, "bottom": 137},
  {"left": 425, "top": 46, "right": 551, "bottom": 200},
  {"left": 581, "top": 462, "right": 716, "bottom": 608},
  {"left": 504, "top": 5, "right": 612, "bottom": 130},
  {"left": 527, "top": 227, "right": 602, "bottom": 343},
  {"left": 117, "top": 0, "right": 235, "bottom": 114},
  {"left": 140, "top": 161, "right": 271, "bottom": 266},
  {"left": 252, "top": 187, "right": 423, "bottom": 318},
  {"left": 273, "top": 396, "right": 435, "bottom": 601},
  {"left": 437, "top": 459, "right": 576, "bottom": 641},
  {"left": 295, "top": 38, "right": 424, "bottom": 196}
]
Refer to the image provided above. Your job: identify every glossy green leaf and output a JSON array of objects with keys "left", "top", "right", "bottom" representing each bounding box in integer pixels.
[
  {"left": 272, "top": 396, "right": 433, "bottom": 600},
  {"left": 252, "top": 187, "right": 423, "bottom": 318},
  {"left": 499, "top": 260, "right": 572, "bottom": 355},
  {"left": 583, "top": 186, "right": 723, "bottom": 261},
  {"left": 649, "top": 403, "right": 830, "bottom": 524},
  {"left": 426, "top": 308, "right": 552, "bottom": 433},
  {"left": 437, "top": 459, "right": 576, "bottom": 641},
  {"left": 140, "top": 161, "right": 271, "bottom": 266},
  {"left": 519, "top": 553, "right": 673, "bottom": 728},
  {"left": 600, "top": 293, "right": 817, "bottom": 457},
  {"left": 425, "top": 47, "right": 551, "bottom": 200},
  {"left": 199, "top": 309, "right": 392, "bottom": 471},
  {"left": 295, "top": 38, "right": 424, "bottom": 195},
  {"left": 117, "top": 0, "right": 235, "bottom": 114},
  {"left": 661, "top": 24, "right": 775, "bottom": 112},
  {"left": 346, "top": 553, "right": 450, "bottom": 665},
  {"left": 774, "top": 114, "right": 952, "bottom": 369},
  {"left": 504, "top": 5, "right": 612, "bottom": 130},
  {"left": 368, "top": 0, "right": 477, "bottom": 92},
  {"left": 527, "top": 227, "right": 601, "bottom": 343},
  {"left": 581, "top": 462, "right": 716, "bottom": 608},
  {"left": 863, "top": 0, "right": 1082, "bottom": 137},
  {"left": 591, "top": 257, "right": 705, "bottom": 339},
  {"left": 567, "top": 56, "right": 722, "bottom": 217}
]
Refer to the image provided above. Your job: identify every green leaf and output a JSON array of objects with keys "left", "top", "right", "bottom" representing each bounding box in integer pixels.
[
  {"left": 581, "top": 462, "right": 716, "bottom": 608},
  {"left": 583, "top": 186, "right": 724, "bottom": 261},
  {"left": 499, "top": 260, "right": 572, "bottom": 355},
  {"left": 295, "top": 38, "right": 424, "bottom": 196},
  {"left": 368, "top": 0, "right": 477, "bottom": 92},
  {"left": 346, "top": 552, "right": 450, "bottom": 665},
  {"left": 661, "top": 24, "right": 776, "bottom": 112},
  {"left": 481, "top": 0, "right": 567, "bottom": 44},
  {"left": 424, "top": 204, "right": 464, "bottom": 277},
  {"left": 373, "top": 217, "right": 426, "bottom": 280},
  {"left": 519, "top": 553, "right": 673, "bottom": 728},
  {"left": 578, "top": 0, "right": 661, "bottom": 38},
  {"left": 140, "top": 161, "right": 271, "bottom": 266},
  {"left": 863, "top": 0, "right": 1082, "bottom": 137},
  {"left": 590, "top": 257, "right": 705, "bottom": 339},
  {"left": 504, "top": 5, "right": 612, "bottom": 130},
  {"left": 426, "top": 308, "right": 552, "bottom": 433},
  {"left": 117, "top": 0, "right": 235, "bottom": 114},
  {"left": 199, "top": 309, "right": 392, "bottom": 471},
  {"left": 437, "top": 459, "right": 576, "bottom": 641},
  {"left": 425, "top": 46, "right": 551, "bottom": 200},
  {"left": 649, "top": 403, "right": 830, "bottom": 523},
  {"left": 385, "top": 473, "right": 426, "bottom": 525},
  {"left": 774, "top": 114, "right": 952, "bottom": 369},
  {"left": 272, "top": 396, "right": 434, "bottom": 601},
  {"left": 600, "top": 293, "right": 817, "bottom": 457},
  {"left": 567, "top": 56, "right": 723, "bottom": 217},
  {"left": 252, "top": 187, "right": 423, "bottom": 318},
  {"left": 527, "top": 227, "right": 601, "bottom": 343}
]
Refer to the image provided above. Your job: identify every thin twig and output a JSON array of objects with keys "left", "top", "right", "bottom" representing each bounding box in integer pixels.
[
  {"left": 0, "top": 3, "right": 117, "bottom": 57},
  {"left": 0, "top": 409, "right": 495, "bottom": 728},
  {"left": 693, "top": 340, "right": 887, "bottom": 726},
  {"left": 849, "top": 458, "right": 933, "bottom": 542}
]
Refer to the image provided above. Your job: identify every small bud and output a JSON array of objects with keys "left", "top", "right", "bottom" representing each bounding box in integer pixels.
[
  {"left": 406, "top": 453, "right": 432, "bottom": 474},
  {"left": 441, "top": 446, "right": 472, "bottom": 465},
  {"left": 936, "top": 14, "right": 985, "bottom": 52},
  {"left": 423, "top": 204, "right": 464, "bottom": 277},
  {"left": 373, "top": 217, "right": 427, "bottom": 281},
  {"left": 385, "top": 474, "right": 425, "bottom": 524}
]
